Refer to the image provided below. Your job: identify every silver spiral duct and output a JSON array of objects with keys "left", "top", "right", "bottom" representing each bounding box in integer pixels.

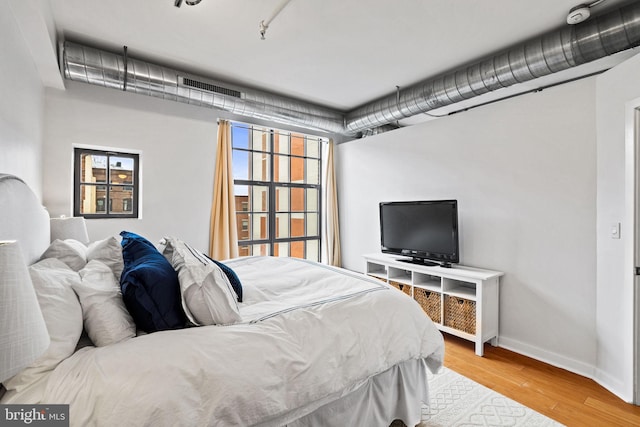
[
  {"left": 344, "top": 1, "right": 640, "bottom": 133},
  {"left": 62, "top": 41, "right": 351, "bottom": 135},
  {"left": 61, "top": 1, "right": 640, "bottom": 137}
]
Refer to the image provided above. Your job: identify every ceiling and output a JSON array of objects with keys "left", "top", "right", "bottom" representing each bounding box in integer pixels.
[{"left": 48, "top": 0, "right": 637, "bottom": 126}]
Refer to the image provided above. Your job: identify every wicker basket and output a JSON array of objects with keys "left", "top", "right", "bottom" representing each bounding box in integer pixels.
[
  {"left": 444, "top": 295, "right": 476, "bottom": 334},
  {"left": 413, "top": 288, "right": 441, "bottom": 323},
  {"left": 389, "top": 280, "right": 412, "bottom": 297}
]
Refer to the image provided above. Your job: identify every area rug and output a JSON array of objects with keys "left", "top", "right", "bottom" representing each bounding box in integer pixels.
[{"left": 392, "top": 367, "right": 564, "bottom": 427}]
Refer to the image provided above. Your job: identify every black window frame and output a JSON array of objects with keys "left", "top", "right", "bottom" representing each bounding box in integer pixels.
[
  {"left": 73, "top": 148, "right": 140, "bottom": 219},
  {"left": 231, "top": 123, "right": 323, "bottom": 261}
]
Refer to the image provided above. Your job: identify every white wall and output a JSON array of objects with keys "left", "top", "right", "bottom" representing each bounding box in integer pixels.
[
  {"left": 0, "top": 1, "right": 46, "bottom": 197},
  {"left": 594, "top": 52, "right": 640, "bottom": 403},
  {"left": 337, "top": 78, "right": 598, "bottom": 376},
  {"left": 43, "top": 81, "right": 219, "bottom": 252}
]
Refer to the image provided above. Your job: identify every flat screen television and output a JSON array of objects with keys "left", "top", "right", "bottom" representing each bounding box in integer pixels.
[{"left": 379, "top": 200, "right": 459, "bottom": 267}]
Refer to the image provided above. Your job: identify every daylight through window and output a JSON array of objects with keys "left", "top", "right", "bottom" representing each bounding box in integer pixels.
[
  {"left": 74, "top": 148, "right": 140, "bottom": 218},
  {"left": 231, "top": 123, "right": 324, "bottom": 262}
]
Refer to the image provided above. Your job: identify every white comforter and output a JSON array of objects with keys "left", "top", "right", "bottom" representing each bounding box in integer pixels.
[{"left": 30, "top": 257, "right": 445, "bottom": 426}]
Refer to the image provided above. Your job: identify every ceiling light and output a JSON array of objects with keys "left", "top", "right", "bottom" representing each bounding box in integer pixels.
[
  {"left": 174, "top": 0, "right": 202, "bottom": 8},
  {"left": 567, "top": 4, "right": 591, "bottom": 24},
  {"left": 566, "top": 0, "right": 606, "bottom": 24}
]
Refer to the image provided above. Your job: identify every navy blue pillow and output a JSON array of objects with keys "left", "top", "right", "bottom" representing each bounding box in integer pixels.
[
  {"left": 205, "top": 254, "right": 243, "bottom": 302},
  {"left": 120, "top": 231, "right": 158, "bottom": 263},
  {"left": 120, "top": 231, "right": 186, "bottom": 332}
]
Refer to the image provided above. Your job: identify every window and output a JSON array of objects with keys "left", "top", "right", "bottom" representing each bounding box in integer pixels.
[
  {"left": 74, "top": 148, "right": 140, "bottom": 218},
  {"left": 232, "top": 123, "right": 324, "bottom": 261}
]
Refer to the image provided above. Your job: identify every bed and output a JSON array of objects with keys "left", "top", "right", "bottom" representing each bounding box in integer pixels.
[{"left": 0, "top": 173, "right": 444, "bottom": 427}]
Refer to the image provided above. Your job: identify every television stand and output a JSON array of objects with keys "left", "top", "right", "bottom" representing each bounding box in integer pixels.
[
  {"left": 398, "top": 257, "right": 452, "bottom": 268},
  {"left": 364, "top": 253, "right": 503, "bottom": 356}
]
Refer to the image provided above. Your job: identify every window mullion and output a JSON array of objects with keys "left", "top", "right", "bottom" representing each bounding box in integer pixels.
[
  {"left": 268, "top": 130, "right": 276, "bottom": 256},
  {"left": 105, "top": 155, "right": 111, "bottom": 214}
]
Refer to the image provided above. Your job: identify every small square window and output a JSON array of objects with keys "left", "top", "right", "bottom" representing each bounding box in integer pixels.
[{"left": 74, "top": 148, "right": 140, "bottom": 218}]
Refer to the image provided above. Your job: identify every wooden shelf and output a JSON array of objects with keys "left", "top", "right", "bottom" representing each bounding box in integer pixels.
[{"left": 445, "top": 286, "right": 476, "bottom": 299}]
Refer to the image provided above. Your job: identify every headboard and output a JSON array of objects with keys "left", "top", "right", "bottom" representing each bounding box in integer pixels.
[{"left": 0, "top": 174, "right": 50, "bottom": 265}]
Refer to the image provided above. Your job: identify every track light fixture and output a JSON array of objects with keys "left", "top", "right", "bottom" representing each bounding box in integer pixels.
[
  {"left": 174, "top": 0, "right": 202, "bottom": 8},
  {"left": 259, "top": 0, "right": 294, "bottom": 40}
]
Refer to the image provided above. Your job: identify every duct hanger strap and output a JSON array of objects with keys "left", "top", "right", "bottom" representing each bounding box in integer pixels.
[{"left": 123, "top": 45, "right": 128, "bottom": 91}]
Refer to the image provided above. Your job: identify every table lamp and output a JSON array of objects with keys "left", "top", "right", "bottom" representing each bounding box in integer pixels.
[{"left": 0, "top": 240, "right": 50, "bottom": 383}]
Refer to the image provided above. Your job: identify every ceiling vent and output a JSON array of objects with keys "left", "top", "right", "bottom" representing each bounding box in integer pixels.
[{"left": 179, "top": 76, "right": 243, "bottom": 99}]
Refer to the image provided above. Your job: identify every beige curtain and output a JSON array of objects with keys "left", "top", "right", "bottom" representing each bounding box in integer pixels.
[
  {"left": 209, "top": 120, "right": 239, "bottom": 260},
  {"left": 323, "top": 139, "right": 342, "bottom": 267}
]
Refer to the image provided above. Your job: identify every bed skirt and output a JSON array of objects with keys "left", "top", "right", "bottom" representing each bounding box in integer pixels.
[{"left": 274, "top": 358, "right": 430, "bottom": 427}]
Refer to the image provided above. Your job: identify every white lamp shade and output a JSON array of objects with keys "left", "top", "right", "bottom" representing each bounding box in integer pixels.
[
  {"left": 0, "top": 240, "right": 50, "bottom": 383},
  {"left": 50, "top": 217, "right": 89, "bottom": 244}
]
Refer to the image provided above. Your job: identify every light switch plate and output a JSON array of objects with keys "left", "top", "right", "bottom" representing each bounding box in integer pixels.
[{"left": 611, "top": 222, "right": 621, "bottom": 239}]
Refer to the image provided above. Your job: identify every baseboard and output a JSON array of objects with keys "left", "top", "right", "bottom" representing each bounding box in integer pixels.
[
  {"left": 593, "top": 367, "right": 634, "bottom": 404},
  {"left": 498, "top": 337, "right": 635, "bottom": 404},
  {"left": 497, "top": 336, "right": 596, "bottom": 380}
]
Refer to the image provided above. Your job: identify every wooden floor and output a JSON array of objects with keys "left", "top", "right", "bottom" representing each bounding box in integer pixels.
[{"left": 443, "top": 333, "right": 640, "bottom": 426}]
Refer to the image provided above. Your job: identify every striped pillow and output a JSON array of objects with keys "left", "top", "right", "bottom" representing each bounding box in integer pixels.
[{"left": 163, "top": 237, "right": 241, "bottom": 326}]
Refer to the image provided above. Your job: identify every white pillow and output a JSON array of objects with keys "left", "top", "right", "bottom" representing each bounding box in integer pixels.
[
  {"left": 4, "top": 258, "right": 83, "bottom": 393},
  {"left": 75, "top": 260, "right": 136, "bottom": 346},
  {"left": 40, "top": 239, "right": 87, "bottom": 271},
  {"left": 86, "top": 236, "right": 124, "bottom": 281},
  {"left": 163, "top": 237, "right": 241, "bottom": 326}
]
